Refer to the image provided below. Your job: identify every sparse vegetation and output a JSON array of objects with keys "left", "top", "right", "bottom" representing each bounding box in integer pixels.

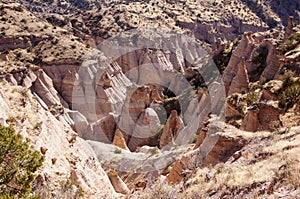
[
  {"left": 279, "top": 33, "right": 300, "bottom": 53},
  {"left": 59, "top": 178, "right": 84, "bottom": 199},
  {"left": 279, "top": 85, "right": 300, "bottom": 109},
  {"left": 114, "top": 148, "right": 122, "bottom": 154},
  {"left": 246, "top": 90, "right": 260, "bottom": 106},
  {"left": 281, "top": 70, "right": 295, "bottom": 89},
  {"left": 0, "top": 125, "right": 44, "bottom": 198}
]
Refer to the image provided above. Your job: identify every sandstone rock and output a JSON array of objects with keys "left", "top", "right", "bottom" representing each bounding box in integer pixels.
[
  {"left": 0, "top": 83, "right": 115, "bottom": 197},
  {"left": 240, "top": 107, "right": 260, "bottom": 132},
  {"left": 257, "top": 102, "right": 283, "bottom": 131},
  {"left": 32, "top": 69, "right": 64, "bottom": 107},
  {"left": 108, "top": 169, "right": 130, "bottom": 194},
  {"left": 91, "top": 114, "right": 116, "bottom": 143},
  {"left": 193, "top": 128, "right": 207, "bottom": 150},
  {"left": 223, "top": 33, "right": 255, "bottom": 94},
  {"left": 160, "top": 110, "right": 184, "bottom": 148},
  {"left": 284, "top": 16, "right": 295, "bottom": 40},
  {"left": 40, "top": 147, "right": 48, "bottom": 154},
  {"left": 202, "top": 134, "right": 245, "bottom": 166},
  {"left": 225, "top": 93, "right": 247, "bottom": 123},
  {"left": 168, "top": 126, "right": 245, "bottom": 185},
  {"left": 261, "top": 80, "right": 283, "bottom": 101},
  {"left": 167, "top": 156, "right": 189, "bottom": 185},
  {"left": 113, "top": 128, "right": 129, "bottom": 151},
  {"left": 228, "top": 58, "right": 250, "bottom": 95},
  {"left": 127, "top": 107, "right": 160, "bottom": 151},
  {"left": 241, "top": 102, "right": 283, "bottom": 132},
  {"left": 260, "top": 40, "right": 280, "bottom": 81}
]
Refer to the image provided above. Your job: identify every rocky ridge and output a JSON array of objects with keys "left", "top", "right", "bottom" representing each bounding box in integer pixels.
[{"left": 0, "top": 1, "right": 299, "bottom": 198}]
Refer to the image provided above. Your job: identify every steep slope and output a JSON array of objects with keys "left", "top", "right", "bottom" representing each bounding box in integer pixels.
[
  {"left": 13, "top": 0, "right": 300, "bottom": 43},
  {"left": 0, "top": 0, "right": 299, "bottom": 198},
  {"left": 0, "top": 82, "right": 115, "bottom": 198}
]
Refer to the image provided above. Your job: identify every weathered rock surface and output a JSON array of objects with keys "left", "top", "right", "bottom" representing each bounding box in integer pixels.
[
  {"left": 261, "top": 80, "right": 283, "bottom": 101},
  {"left": 108, "top": 169, "right": 130, "bottom": 194},
  {"left": 260, "top": 40, "right": 280, "bottom": 81},
  {"left": 241, "top": 102, "right": 283, "bottom": 132},
  {"left": 228, "top": 58, "right": 250, "bottom": 95},
  {"left": 167, "top": 124, "right": 245, "bottom": 185},
  {"left": 0, "top": 83, "right": 115, "bottom": 198},
  {"left": 160, "top": 110, "right": 184, "bottom": 148},
  {"left": 113, "top": 128, "right": 129, "bottom": 151},
  {"left": 240, "top": 107, "right": 260, "bottom": 132},
  {"left": 223, "top": 33, "right": 255, "bottom": 94}
]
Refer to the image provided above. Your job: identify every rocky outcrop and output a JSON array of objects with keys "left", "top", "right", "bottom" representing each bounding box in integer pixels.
[
  {"left": 228, "top": 58, "right": 250, "bottom": 95},
  {"left": 257, "top": 103, "right": 283, "bottom": 131},
  {"left": 0, "top": 37, "right": 31, "bottom": 51},
  {"left": 261, "top": 80, "right": 283, "bottom": 101},
  {"left": 225, "top": 93, "right": 247, "bottom": 124},
  {"left": 167, "top": 126, "right": 245, "bottom": 185},
  {"left": 113, "top": 128, "right": 129, "bottom": 151},
  {"left": 0, "top": 82, "right": 115, "bottom": 198},
  {"left": 202, "top": 133, "right": 245, "bottom": 166},
  {"left": 284, "top": 16, "right": 295, "bottom": 40},
  {"left": 240, "top": 107, "right": 260, "bottom": 132},
  {"left": 240, "top": 102, "right": 283, "bottom": 132},
  {"left": 223, "top": 32, "right": 255, "bottom": 94},
  {"left": 260, "top": 40, "right": 280, "bottom": 81},
  {"left": 159, "top": 110, "right": 184, "bottom": 148},
  {"left": 108, "top": 169, "right": 130, "bottom": 194},
  {"left": 127, "top": 107, "right": 161, "bottom": 151}
]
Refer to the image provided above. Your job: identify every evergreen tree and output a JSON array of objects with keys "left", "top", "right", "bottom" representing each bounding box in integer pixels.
[{"left": 0, "top": 125, "right": 44, "bottom": 198}]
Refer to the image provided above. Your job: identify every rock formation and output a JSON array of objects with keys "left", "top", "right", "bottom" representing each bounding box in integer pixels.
[
  {"left": 260, "top": 40, "right": 280, "bottom": 81},
  {"left": 0, "top": 82, "right": 115, "bottom": 198},
  {"left": 108, "top": 169, "right": 131, "bottom": 194},
  {"left": 160, "top": 110, "right": 184, "bottom": 148},
  {"left": 223, "top": 33, "right": 255, "bottom": 94},
  {"left": 240, "top": 107, "right": 260, "bottom": 132},
  {"left": 113, "top": 128, "right": 129, "bottom": 151},
  {"left": 284, "top": 16, "right": 295, "bottom": 40},
  {"left": 228, "top": 58, "right": 250, "bottom": 95},
  {"left": 241, "top": 102, "right": 283, "bottom": 132}
]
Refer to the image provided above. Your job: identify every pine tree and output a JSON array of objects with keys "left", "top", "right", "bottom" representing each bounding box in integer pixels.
[{"left": 0, "top": 125, "right": 44, "bottom": 198}]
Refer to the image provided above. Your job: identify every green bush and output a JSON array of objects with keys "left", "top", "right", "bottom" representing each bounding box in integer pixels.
[
  {"left": 246, "top": 90, "right": 260, "bottom": 106},
  {"left": 279, "top": 33, "right": 300, "bottom": 53},
  {"left": 281, "top": 70, "right": 294, "bottom": 89},
  {"left": 0, "top": 125, "right": 44, "bottom": 199},
  {"left": 279, "top": 85, "right": 300, "bottom": 109}
]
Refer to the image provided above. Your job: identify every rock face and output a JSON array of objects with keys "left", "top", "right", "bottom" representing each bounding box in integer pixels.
[
  {"left": 228, "top": 58, "right": 250, "bottom": 95},
  {"left": 223, "top": 33, "right": 255, "bottom": 94},
  {"left": 240, "top": 108, "right": 260, "bottom": 132},
  {"left": 167, "top": 125, "right": 245, "bottom": 185},
  {"left": 108, "top": 169, "right": 130, "bottom": 194},
  {"left": 159, "top": 110, "right": 184, "bottom": 148},
  {"left": 0, "top": 83, "right": 115, "bottom": 198},
  {"left": 127, "top": 107, "right": 161, "bottom": 151},
  {"left": 261, "top": 80, "right": 282, "bottom": 101},
  {"left": 240, "top": 103, "right": 283, "bottom": 132},
  {"left": 260, "top": 40, "right": 280, "bottom": 81},
  {"left": 113, "top": 129, "right": 129, "bottom": 151},
  {"left": 284, "top": 16, "right": 295, "bottom": 40}
]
